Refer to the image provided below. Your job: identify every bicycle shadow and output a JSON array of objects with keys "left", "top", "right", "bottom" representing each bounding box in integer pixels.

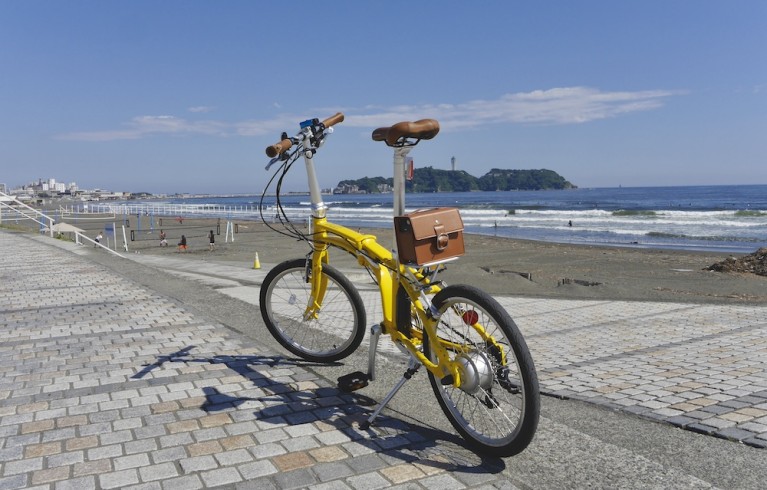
[
  {"left": 378, "top": 421, "right": 506, "bottom": 475},
  {"left": 131, "top": 345, "right": 375, "bottom": 416},
  {"left": 133, "top": 345, "right": 507, "bottom": 475}
]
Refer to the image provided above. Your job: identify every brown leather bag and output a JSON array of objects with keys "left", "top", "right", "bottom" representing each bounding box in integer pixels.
[{"left": 394, "top": 207, "right": 465, "bottom": 266}]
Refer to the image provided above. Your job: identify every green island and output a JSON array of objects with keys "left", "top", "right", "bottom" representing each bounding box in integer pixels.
[{"left": 334, "top": 167, "right": 576, "bottom": 194}]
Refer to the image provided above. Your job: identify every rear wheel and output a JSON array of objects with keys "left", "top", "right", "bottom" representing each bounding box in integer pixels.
[
  {"left": 260, "top": 258, "right": 366, "bottom": 363},
  {"left": 425, "top": 284, "right": 539, "bottom": 456}
]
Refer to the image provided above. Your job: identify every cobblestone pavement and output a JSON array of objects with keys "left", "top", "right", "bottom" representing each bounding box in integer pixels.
[
  {"left": 509, "top": 297, "right": 767, "bottom": 447},
  {"left": 132, "top": 252, "right": 767, "bottom": 448},
  {"left": 2, "top": 231, "right": 767, "bottom": 490}
]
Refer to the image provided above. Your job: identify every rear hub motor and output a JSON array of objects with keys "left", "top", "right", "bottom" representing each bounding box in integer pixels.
[{"left": 456, "top": 351, "right": 493, "bottom": 395}]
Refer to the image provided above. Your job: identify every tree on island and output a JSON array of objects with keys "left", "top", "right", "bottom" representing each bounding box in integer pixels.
[
  {"left": 478, "top": 168, "right": 574, "bottom": 191},
  {"left": 334, "top": 167, "right": 575, "bottom": 193}
]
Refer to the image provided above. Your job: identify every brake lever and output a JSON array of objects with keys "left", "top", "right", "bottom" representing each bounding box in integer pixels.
[
  {"left": 316, "top": 127, "right": 333, "bottom": 148},
  {"left": 265, "top": 157, "right": 281, "bottom": 171}
]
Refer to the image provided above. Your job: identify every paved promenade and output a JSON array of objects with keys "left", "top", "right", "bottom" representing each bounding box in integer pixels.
[
  {"left": 121, "top": 247, "right": 767, "bottom": 448},
  {"left": 2, "top": 230, "right": 767, "bottom": 489}
]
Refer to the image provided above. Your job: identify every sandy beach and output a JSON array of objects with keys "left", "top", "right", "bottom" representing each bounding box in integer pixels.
[{"left": 60, "top": 215, "right": 767, "bottom": 305}]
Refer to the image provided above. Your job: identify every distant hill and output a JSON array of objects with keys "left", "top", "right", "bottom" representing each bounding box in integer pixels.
[{"left": 334, "top": 167, "right": 575, "bottom": 193}]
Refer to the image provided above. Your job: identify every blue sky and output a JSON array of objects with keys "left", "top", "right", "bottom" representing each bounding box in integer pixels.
[{"left": 1, "top": 1, "right": 765, "bottom": 194}]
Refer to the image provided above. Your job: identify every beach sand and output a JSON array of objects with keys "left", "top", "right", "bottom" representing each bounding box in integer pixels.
[{"left": 76, "top": 216, "right": 767, "bottom": 305}]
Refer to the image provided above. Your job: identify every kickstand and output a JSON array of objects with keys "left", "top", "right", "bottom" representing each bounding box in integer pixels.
[
  {"left": 337, "top": 324, "right": 383, "bottom": 393},
  {"left": 359, "top": 356, "right": 421, "bottom": 430}
]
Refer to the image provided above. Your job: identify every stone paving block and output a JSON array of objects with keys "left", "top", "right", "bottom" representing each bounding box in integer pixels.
[
  {"left": 138, "top": 462, "right": 179, "bottom": 482},
  {"left": 346, "top": 471, "right": 391, "bottom": 490},
  {"left": 160, "top": 474, "right": 203, "bottom": 490},
  {"left": 113, "top": 453, "right": 150, "bottom": 471},
  {"left": 86, "top": 443, "right": 122, "bottom": 460},
  {"left": 312, "top": 460, "right": 355, "bottom": 482},
  {"left": 188, "top": 440, "right": 223, "bottom": 457},
  {"left": 379, "top": 463, "right": 427, "bottom": 484},
  {"left": 32, "top": 466, "right": 69, "bottom": 485},
  {"left": 310, "top": 482, "right": 353, "bottom": 490},
  {"left": 344, "top": 453, "right": 388, "bottom": 474},
  {"left": 237, "top": 459, "right": 278, "bottom": 480},
  {"left": 715, "top": 426, "right": 760, "bottom": 441},
  {"left": 309, "top": 445, "right": 348, "bottom": 463},
  {"left": 3, "top": 457, "right": 43, "bottom": 476},
  {"left": 0, "top": 474, "right": 28, "bottom": 490},
  {"left": 54, "top": 475, "right": 96, "bottom": 490},
  {"left": 419, "top": 473, "right": 467, "bottom": 490},
  {"left": 272, "top": 451, "right": 315, "bottom": 472},
  {"left": 47, "top": 451, "right": 85, "bottom": 468},
  {"left": 150, "top": 446, "right": 188, "bottom": 464},
  {"left": 272, "top": 468, "right": 317, "bottom": 490},
  {"left": 99, "top": 469, "right": 139, "bottom": 489},
  {"left": 213, "top": 448, "right": 252, "bottom": 467},
  {"left": 282, "top": 435, "right": 321, "bottom": 453},
  {"left": 248, "top": 442, "right": 287, "bottom": 460},
  {"left": 72, "top": 459, "right": 111, "bottom": 478},
  {"left": 200, "top": 467, "right": 243, "bottom": 487},
  {"left": 179, "top": 455, "right": 218, "bottom": 473},
  {"left": 159, "top": 432, "right": 194, "bottom": 448},
  {"left": 219, "top": 434, "right": 254, "bottom": 450}
]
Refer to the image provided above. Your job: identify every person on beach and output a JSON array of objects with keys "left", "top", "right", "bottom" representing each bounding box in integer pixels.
[
  {"left": 94, "top": 231, "right": 102, "bottom": 247},
  {"left": 208, "top": 230, "right": 215, "bottom": 251},
  {"left": 178, "top": 235, "right": 187, "bottom": 252},
  {"left": 159, "top": 230, "right": 168, "bottom": 247}
]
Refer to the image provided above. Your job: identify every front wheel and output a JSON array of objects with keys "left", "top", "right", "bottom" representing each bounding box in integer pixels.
[
  {"left": 259, "top": 258, "right": 366, "bottom": 363},
  {"left": 425, "top": 285, "right": 540, "bottom": 456}
]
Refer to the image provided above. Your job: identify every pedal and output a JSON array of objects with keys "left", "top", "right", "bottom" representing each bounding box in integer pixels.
[{"left": 337, "top": 371, "right": 369, "bottom": 392}]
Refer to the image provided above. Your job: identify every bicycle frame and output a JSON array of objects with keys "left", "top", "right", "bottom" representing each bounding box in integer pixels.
[{"left": 295, "top": 132, "right": 475, "bottom": 386}]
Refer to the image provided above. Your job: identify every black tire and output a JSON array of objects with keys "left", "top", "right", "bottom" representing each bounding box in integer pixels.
[
  {"left": 425, "top": 284, "right": 540, "bottom": 456},
  {"left": 259, "top": 258, "right": 366, "bottom": 363}
]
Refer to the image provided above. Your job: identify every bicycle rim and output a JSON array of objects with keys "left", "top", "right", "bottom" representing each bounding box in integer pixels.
[
  {"left": 426, "top": 285, "right": 539, "bottom": 456},
  {"left": 260, "top": 259, "right": 365, "bottom": 362}
]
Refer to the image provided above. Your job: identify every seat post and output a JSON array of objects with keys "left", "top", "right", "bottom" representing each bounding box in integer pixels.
[{"left": 392, "top": 146, "right": 413, "bottom": 250}]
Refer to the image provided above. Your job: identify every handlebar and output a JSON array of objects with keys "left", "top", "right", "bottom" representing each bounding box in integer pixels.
[
  {"left": 322, "top": 112, "right": 344, "bottom": 128},
  {"left": 265, "top": 112, "right": 345, "bottom": 158}
]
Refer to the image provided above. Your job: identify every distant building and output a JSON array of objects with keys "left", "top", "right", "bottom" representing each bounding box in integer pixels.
[{"left": 333, "top": 183, "right": 363, "bottom": 194}]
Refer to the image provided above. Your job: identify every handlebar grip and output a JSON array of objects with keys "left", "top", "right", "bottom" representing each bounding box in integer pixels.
[
  {"left": 265, "top": 138, "right": 292, "bottom": 158},
  {"left": 265, "top": 113, "right": 344, "bottom": 158},
  {"left": 322, "top": 112, "right": 344, "bottom": 127}
]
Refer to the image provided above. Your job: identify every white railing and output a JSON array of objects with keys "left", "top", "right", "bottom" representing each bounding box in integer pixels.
[
  {"left": 73, "top": 230, "right": 126, "bottom": 258},
  {"left": 0, "top": 191, "right": 125, "bottom": 257},
  {"left": 85, "top": 202, "right": 263, "bottom": 219},
  {"left": 0, "top": 190, "right": 54, "bottom": 236}
]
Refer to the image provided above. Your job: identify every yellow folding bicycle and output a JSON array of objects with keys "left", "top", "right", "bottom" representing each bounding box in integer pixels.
[{"left": 258, "top": 113, "right": 539, "bottom": 456}]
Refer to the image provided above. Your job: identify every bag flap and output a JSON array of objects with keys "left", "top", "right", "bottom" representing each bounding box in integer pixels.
[{"left": 404, "top": 207, "right": 463, "bottom": 240}]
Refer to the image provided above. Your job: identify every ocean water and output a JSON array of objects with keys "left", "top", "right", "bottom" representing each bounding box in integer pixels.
[{"left": 123, "top": 185, "right": 767, "bottom": 253}]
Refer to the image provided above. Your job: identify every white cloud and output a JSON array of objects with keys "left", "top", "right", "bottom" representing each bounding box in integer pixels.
[
  {"left": 57, "top": 87, "right": 682, "bottom": 141},
  {"left": 188, "top": 106, "right": 215, "bottom": 113},
  {"left": 343, "top": 87, "right": 681, "bottom": 130},
  {"left": 57, "top": 115, "right": 227, "bottom": 141}
]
